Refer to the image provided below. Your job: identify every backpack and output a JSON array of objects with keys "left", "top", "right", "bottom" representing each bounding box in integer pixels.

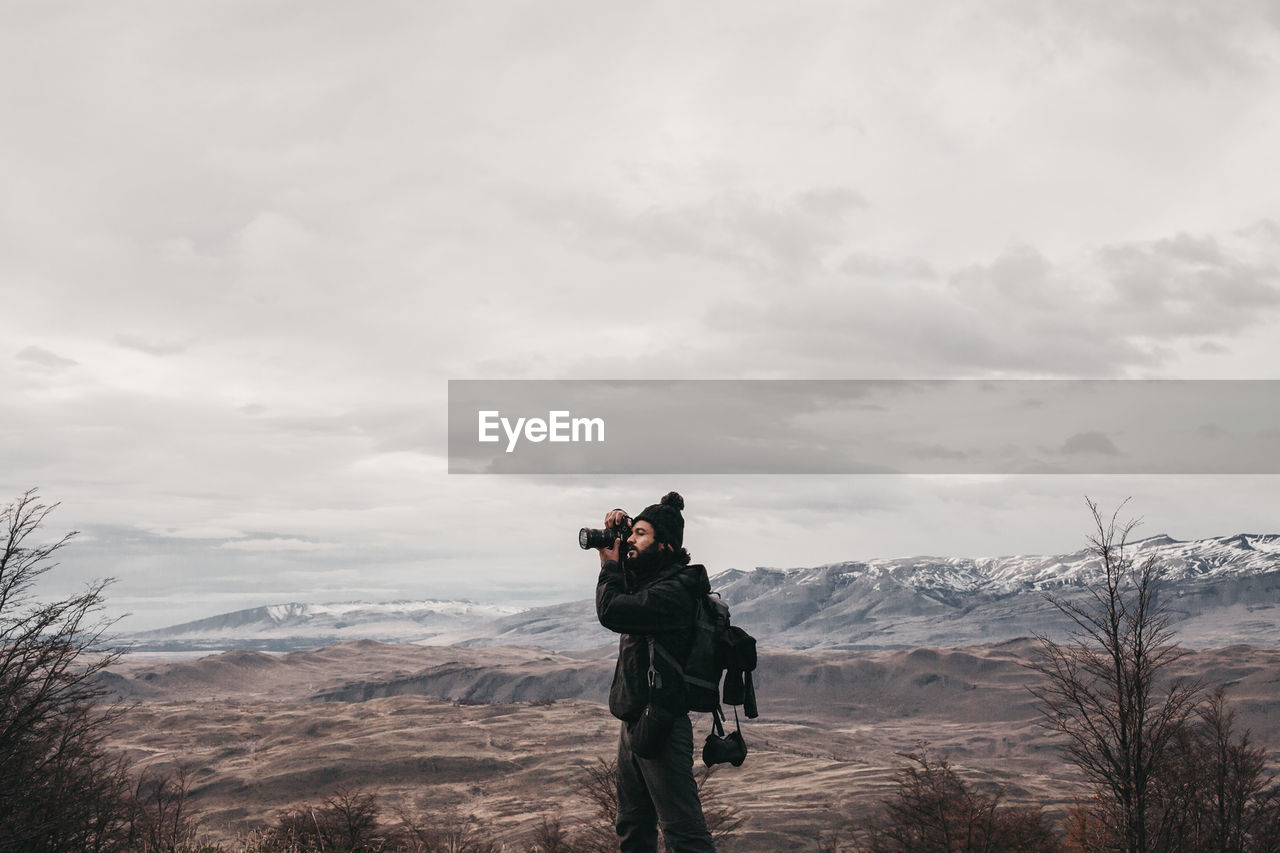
[{"left": 652, "top": 590, "right": 758, "bottom": 719}]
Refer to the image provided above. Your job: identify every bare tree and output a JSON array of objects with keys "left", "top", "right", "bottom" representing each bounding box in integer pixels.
[
  {"left": 1192, "top": 690, "right": 1273, "bottom": 853},
  {"left": 0, "top": 489, "right": 131, "bottom": 852},
  {"left": 575, "top": 758, "right": 621, "bottom": 853},
  {"left": 1248, "top": 786, "right": 1280, "bottom": 853},
  {"left": 1152, "top": 688, "right": 1280, "bottom": 853},
  {"left": 1027, "top": 499, "right": 1202, "bottom": 853},
  {"left": 124, "top": 765, "right": 203, "bottom": 853},
  {"left": 262, "top": 788, "right": 393, "bottom": 852},
  {"left": 527, "top": 813, "right": 580, "bottom": 853},
  {"left": 392, "top": 802, "right": 501, "bottom": 853},
  {"left": 863, "top": 748, "right": 992, "bottom": 852}
]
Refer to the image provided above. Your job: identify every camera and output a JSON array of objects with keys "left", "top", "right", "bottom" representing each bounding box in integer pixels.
[
  {"left": 702, "top": 727, "right": 747, "bottom": 767},
  {"left": 578, "top": 517, "right": 631, "bottom": 550}
]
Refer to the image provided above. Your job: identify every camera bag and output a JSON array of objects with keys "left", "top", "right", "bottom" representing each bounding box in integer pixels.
[{"left": 702, "top": 706, "right": 748, "bottom": 767}]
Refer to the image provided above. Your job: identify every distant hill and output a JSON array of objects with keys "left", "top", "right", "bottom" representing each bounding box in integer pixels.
[
  {"left": 124, "top": 533, "right": 1280, "bottom": 652},
  {"left": 125, "top": 600, "right": 523, "bottom": 652}
]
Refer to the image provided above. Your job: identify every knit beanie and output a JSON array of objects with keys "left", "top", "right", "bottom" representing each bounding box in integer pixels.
[{"left": 634, "top": 492, "right": 685, "bottom": 549}]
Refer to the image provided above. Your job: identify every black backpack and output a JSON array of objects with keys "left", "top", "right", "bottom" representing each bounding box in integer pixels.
[{"left": 652, "top": 590, "right": 758, "bottom": 719}]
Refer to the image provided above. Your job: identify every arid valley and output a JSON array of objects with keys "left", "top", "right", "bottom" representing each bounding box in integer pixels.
[{"left": 101, "top": 639, "right": 1280, "bottom": 851}]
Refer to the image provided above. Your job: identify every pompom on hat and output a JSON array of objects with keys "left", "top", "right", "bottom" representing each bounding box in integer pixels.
[{"left": 635, "top": 491, "right": 685, "bottom": 549}]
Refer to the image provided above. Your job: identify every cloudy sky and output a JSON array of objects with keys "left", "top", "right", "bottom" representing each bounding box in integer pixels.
[{"left": 3, "top": 2, "right": 1279, "bottom": 632}]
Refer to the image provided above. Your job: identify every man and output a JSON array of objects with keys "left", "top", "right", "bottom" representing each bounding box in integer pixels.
[{"left": 594, "top": 491, "right": 716, "bottom": 853}]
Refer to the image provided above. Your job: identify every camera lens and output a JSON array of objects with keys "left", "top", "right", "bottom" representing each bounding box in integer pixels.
[{"left": 579, "top": 525, "right": 627, "bottom": 550}]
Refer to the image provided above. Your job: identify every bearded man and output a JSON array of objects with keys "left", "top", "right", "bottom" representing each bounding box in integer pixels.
[{"left": 594, "top": 491, "right": 716, "bottom": 853}]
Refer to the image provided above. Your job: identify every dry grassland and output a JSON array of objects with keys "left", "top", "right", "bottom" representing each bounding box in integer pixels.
[{"left": 102, "top": 640, "right": 1280, "bottom": 851}]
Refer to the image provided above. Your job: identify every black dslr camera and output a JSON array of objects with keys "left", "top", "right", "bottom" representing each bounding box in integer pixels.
[{"left": 578, "top": 516, "right": 631, "bottom": 550}]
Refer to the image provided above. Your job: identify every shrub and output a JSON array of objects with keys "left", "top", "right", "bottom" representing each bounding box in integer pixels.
[{"left": 863, "top": 746, "right": 1061, "bottom": 853}]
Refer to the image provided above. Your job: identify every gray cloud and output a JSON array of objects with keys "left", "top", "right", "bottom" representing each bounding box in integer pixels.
[
  {"left": 1098, "top": 230, "right": 1280, "bottom": 335},
  {"left": 16, "top": 345, "right": 77, "bottom": 370},
  {"left": 4, "top": 2, "right": 1280, "bottom": 630},
  {"left": 219, "top": 537, "right": 340, "bottom": 552},
  {"left": 839, "top": 253, "right": 936, "bottom": 279},
  {"left": 510, "top": 185, "right": 867, "bottom": 275},
  {"left": 114, "top": 334, "right": 188, "bottom": 356},
  {"left": 1196, "top": 424, "right": 1228, "bottom": 440},
  {"left": 651, "top": 223, "right": 1280, "bottom": 380},
  {"left": 1058, "top": 431, "right": 1121, "bottom": 456},
  {"left": 1002, "top": 0, "right": 1280, "bottom": 78}
]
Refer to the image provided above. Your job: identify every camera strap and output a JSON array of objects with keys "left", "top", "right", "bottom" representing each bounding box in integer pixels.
[{"left": 710, "top": 704, "right": 740, "bottom": 740}]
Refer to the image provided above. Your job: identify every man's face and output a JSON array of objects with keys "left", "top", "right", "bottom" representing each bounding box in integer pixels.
[{"left": 626, "top": 520, "right": 663, "bottom": 560}]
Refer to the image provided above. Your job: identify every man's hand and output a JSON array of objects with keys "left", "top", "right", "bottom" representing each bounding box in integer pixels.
[
  {"left": 598, "top": 509, "right": 627, "bottom": 565},
  {"left": 597, "top": 537, "right": 621, "bottom": 565}
]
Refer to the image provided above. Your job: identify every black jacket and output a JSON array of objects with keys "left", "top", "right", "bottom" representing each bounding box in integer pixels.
[{"left": 596, "top": 558, "right": 712, "bottom": 722}]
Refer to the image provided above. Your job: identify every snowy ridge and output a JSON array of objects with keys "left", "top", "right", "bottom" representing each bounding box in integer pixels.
[
  {"left": 259, "top": 600, "right": 520, "bottom": 625},
  {"left": 694, "top": 532, "right": 1280, "bottom": 650},
  {"left": 128, "top": 599, "right": 525, "bottom": 651},
  {"left": 740, "top": 533, "right": 1280, "bottom": 599}
]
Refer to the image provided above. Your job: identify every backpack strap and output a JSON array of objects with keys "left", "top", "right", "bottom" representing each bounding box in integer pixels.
[
  {"left": 651, "top": 637, "right": 720, "bottom": 694},
  {"left": 710, "top": 704, "right": 724, "bottom": 738}
]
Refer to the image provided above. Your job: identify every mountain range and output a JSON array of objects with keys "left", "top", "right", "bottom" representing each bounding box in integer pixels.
[
  {"left": 124, "top": 599, "right": 522, "bottom": 652},
  {"left": 125, "top": 533, "right": 1280, "bottom": 652}
]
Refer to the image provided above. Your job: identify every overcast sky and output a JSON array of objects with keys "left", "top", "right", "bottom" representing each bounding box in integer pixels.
[{"left": 3, "top": 2, "right": 1279, "bottom": 632}]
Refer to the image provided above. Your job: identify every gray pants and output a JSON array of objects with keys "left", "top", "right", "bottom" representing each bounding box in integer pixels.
[{"left": 616, "top": 713, "right": 716, "bottom": 853}]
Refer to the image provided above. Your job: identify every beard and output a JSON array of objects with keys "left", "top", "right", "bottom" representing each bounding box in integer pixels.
[{"left": 625, "top": 540, "right": 668, "bottom": 574}]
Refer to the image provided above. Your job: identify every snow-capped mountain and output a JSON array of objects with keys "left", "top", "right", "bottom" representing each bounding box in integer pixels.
[
  {"left": 127, "top": 534, "right": 1280, "bottom": 653},
  {"left": 126, "top": 599, "right": 524, "bottom": 652},
  {"left": 702, "top": 533, "right": 1280, "bottom": 649},
  {"left": 720, "top": 533, "right": 1280, "bottom": 601}
]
